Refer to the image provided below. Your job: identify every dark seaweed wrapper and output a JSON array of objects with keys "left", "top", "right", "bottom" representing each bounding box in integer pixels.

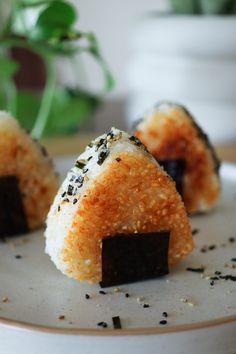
[
  {"left": 157, "top": 159, "right": 186, "bottom": 196},
  {"left": 0, "top": 176, "right": 28, "bottom": 238},
  {"left": 100, "top": 231, "right": 170, "bottom": 288}
]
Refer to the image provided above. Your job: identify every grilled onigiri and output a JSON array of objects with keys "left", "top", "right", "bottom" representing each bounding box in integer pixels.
[
  {"left": 0, "top": 111, "right": 58, "bottom": 236},
  {"left": 45, "top": 128, "right": 193, "bottom": 285},
  {"left": 133, "top": 102, "right": 220, "bottom": 214}
]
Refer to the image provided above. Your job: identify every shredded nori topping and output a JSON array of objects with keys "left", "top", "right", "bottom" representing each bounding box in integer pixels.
[
  {"left": 112, "top": 316, "right": 122, "bottom": 329},
  {"left": 186, "top": 267, "right": 205, "bottom": 273},
  {"left": 75, "top": 160, "right": 86, "bottom": 169},
  {"left": 97, "top": 150, "right": 110, "bottom": 166},
  {"left": 67, "top": 185, "right": 74, "bottom": 196}
]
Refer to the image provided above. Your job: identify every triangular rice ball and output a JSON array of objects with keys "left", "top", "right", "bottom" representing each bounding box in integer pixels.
[
  {"left": 0, "top": 111, "right": 58, "bottom": 235},
  {"left": 133, "top": 102, "right": 220, "bottom": 214},
  {"left": 45, "top": 128, "right": 193, "bottom": 284}
]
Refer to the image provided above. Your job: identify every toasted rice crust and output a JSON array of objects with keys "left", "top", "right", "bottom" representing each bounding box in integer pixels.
[
  {"left": 62, "top": 151, "right": 193, "bottom": 283},
  {"left": 134, "top": 106, "right": 220, "bottom": 213},
  {"left": 0, "top": 113, "right": 58, "bottom": 230}
]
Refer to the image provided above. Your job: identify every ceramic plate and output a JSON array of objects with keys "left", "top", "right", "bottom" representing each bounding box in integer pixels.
[{"left": 0, "top": 157, "right": 236, "bottom": 354}]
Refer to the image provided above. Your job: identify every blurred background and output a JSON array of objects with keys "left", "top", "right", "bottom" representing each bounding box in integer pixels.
[{"left": 1, "top": 0, "right": 236, "bottom": 143}]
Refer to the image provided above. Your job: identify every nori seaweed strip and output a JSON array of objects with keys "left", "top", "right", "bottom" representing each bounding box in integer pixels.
[
  {"left": 186, "top": 267, "right": 205, "bottom": 273},
  {"left": 157, "top": 159, "right": 185, "bottom": 196},
  {"left": 0, "top": 176, "right": 28, "bottom": 238},
  {"left": 112, "top": 316, "right": 122, "bottom": 329},
  {"left": 100, "top": 231, "right": 170, "bottom": 288}
]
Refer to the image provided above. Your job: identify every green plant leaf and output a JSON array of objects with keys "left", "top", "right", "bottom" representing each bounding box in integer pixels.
[
  {"left": 170, "top": 0, "right": 201, "bottom": 14},
  {"left": 199, "top": 0, "right": 235, "bottom": 14},
  {"left": 36, "top": 0, "right": 77, "bottom": 30},
  {"left": 0, "top": 57, "right": 19, "bottom": 80},
  {"left": 12, "top": 89, "right": 100, "bottom": 136}
]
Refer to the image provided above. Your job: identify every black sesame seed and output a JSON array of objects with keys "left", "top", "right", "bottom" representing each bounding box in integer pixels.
[
  {"left": 116, "top": 158, "right": 121, "bottom": 162},
  {"left": 125, "top": 293, "right": 130, "bottom": 298},
  {"left": 192, "top": 228, "right": 199, "bottom": 236},
  {"left": 159, "top": 320, "right": 167, "bottom": 325},
  {"left": 58, "top": 206, "right": 61, "bottom": 212},
  {"left": 73, "top": 199, "right": 78, "bottom": 204},
  {"left": 63, "top": 198, "right": 69, "bottom": 203},
  {"left": 99, "top": 290, "right": 107, "bottom": 295},
  {"left": 85, "top": 294, "right": 90, "bottom": 299},
  {"left": 231, "top": 258, "right": 236, "bottom": 262},
  {"left": 200, "top": 247, "right": 207, "bottom": 253},
  {"left": 210, "top": 276, "right": 219, "bottom": 281},
  {"left": 87, "top": 156, "right": 92, "bottom": 161},
  {"left": 229, "top": 237, "right": 235, "bottom": 243},
  {"left": 61, "top": 192, "right": 66, "bottom": 198},
  {"left": 162, "top": 312, "right": 168, "bottom": 318},
  {"left": 210, "top": 280, "right": 215, "bottom": 286},
  {"left": 215, "top": 271, "right": 221, "bottom": 275},
  {"left": 15, "top": 254, "right": 22, "bottom": 259},
  {"left": 83, "top": 168, "right": 89, "bottom": 174},
  {"left": 69, "top": 175, "right": 75, "bottom": 182},
  {"left": 208, "top": 245, "right": 216, "bottom": 251},
  {"left": 143, "top": 304, "right": 150, "bottom": 308}
]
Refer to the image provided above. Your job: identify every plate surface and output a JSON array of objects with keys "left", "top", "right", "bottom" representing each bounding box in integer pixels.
[{"left": 0, "top": 157, "right": 236, "bottom": 333}]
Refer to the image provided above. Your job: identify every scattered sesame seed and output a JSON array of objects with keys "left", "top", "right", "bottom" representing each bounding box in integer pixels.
[
  {"left": 208, "top": 245, "right": 216, "bottom": 251},
  {"left": 210, "top": 280, "right": 215, "bottom": 286},
  {"left": 87, "top": 156, "right": 92, "bottom": 161},
  {"left": 159, "top": 320, "right": 167, "bottom": 325},
  {"left": 115, "top": 157, "right": 121, "bottom": 162},
  {"left": 125, "top": 293, "right": 130, "bottom": 298},
  {"left": 84, "top": 175, "right": 89, "bottom": 182},
  {"left": 180, "top": 298, "right": 195, "bottom": 307},
  {"left": 229, "top": 237, "right": 235, "bottom": 243},
  {"left": 2, "top": 297, "right": 8, "bottom": 303},
  {"left": 63, "top": 198, "right": 69, "bottom": 203},
  {"left": 231, "top": 258, "right": 236, "bottom": 262},
  {"left": 61, "top": 192, "right": 66, "bottom": 198},
  {"left": 73, "top": 199, "right": 78, "bottom": 204},
  {"left": 85, "top": 294, "right": 90, "bottom": 299},
  {"left": 57, "top": 205, "right": 61, "bottom": 212},
  {"left": 58, "top": 315, "right": 65, "bottom": 320},
  {"left": 15, "top": 254, "right": 22, "bottom": 259},
  {"left": 136, "top": 296, "right": 144, "bottom": 304},
  {"left": 83, "top": 168, "right": 89, "bottom": 174},
  {"left": 113, "top": 288, "right": 121, "bottom": 293},
  {"left": 162, "top": 312, "right": 168, "bottom": 318},
  {"left": 215, "top": 271, "right": 221, "bottom": 275},
  {"left": 99, "top": 290, "right": 107, "bottom": 295}
]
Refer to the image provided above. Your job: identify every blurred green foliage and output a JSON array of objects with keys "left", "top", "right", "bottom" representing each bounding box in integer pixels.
[
  {"left": 170, "top": 0, "right": 236, "bottom": 14},
  {"left": 0, "top": 0, "right": 113, "bottom": 138}
]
